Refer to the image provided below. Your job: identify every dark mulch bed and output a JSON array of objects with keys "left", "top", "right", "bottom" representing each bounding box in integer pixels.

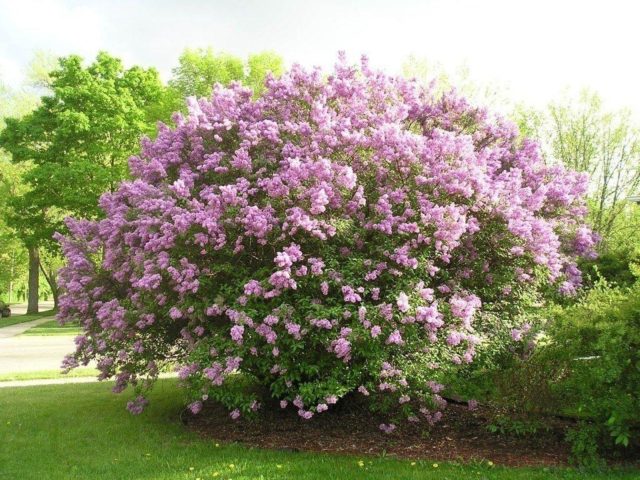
[{"left": 186, "top": 397, "right": 579, "bottom": 467}]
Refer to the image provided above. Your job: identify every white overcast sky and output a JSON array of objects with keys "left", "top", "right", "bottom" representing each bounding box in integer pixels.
[{"left": 1, "top": 0, "right": 639, "bottom": 113}]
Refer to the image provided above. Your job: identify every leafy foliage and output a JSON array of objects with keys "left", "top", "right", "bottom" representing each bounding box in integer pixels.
[
  {"left": 0, "top": 80, "right": 39, "bottom": 301},
  {"left": 482, "top": 279, "right": 640, "bottom": 463},
  {"left": 514, "top": 90, "right": 640, "bottom": 245},
  {"left": 169, "top": 48, "right": 283, "bottom": 101},
  {"left": 0, "top": 156, "right": 28, "bottom": 300},
  {"left": 56, "top": 57, "right": 596, "bottom": 427},
  {"left": 0, "top": 52, "right": 170, "bottom": 249},
  {"left": 545, "top": 281, "right": 640, "bottom": 456}
]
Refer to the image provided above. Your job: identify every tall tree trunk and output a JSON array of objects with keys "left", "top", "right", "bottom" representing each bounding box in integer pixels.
[
  {"left": 27, "top": 246, "right": 39, "bottom": 314},
  {"left": 52, "top": 287, "right": 59, "bottom": 311},
  {"left": 39, "top": 260, "right": 59, "bottom": 310}
]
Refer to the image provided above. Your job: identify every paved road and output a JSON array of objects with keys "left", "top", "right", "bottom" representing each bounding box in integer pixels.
[
  {"left": 0, "top": 307, "right": 78, "bottom": 375},
  {"left": 0, "top": 334, "right": 77, "bottom": 374},
  {"left": 6, "top": 301, "right": 55, "bottom": 316},
  {"left": 0, "top": 315, "right": 173, "bottom": 385},
  {"left": 0, "top": 375, "right": 99, "bottom": 388},
  {"left": 0, "top": 372, "right": 177, "bottom": 388},
  {"left": 0, "top": 315, "right": 57, "bottom": 339}
]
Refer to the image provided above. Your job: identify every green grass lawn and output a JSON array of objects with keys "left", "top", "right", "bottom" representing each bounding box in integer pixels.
[
  {"left": 0, "top": 367, "right": 98, "bottom": 382},
  {"left": 0, "top": 309, "right": 56, "bottom": 328},
  {"left": 0, "top": 379, "right": 637, "bottom": 480},
  {"left": 21, "top": 318, "right": 81, "bottom": 336}
]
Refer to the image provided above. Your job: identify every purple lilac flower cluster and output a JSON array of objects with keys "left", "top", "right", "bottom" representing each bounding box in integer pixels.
[{"left": 55, "top": 55, "right": 597, "bottom": 423}]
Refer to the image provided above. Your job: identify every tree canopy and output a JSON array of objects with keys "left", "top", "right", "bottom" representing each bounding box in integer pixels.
[
  {"left": 515, "top": 90, "right": 640, "bottom": 244},
  {"left": 169, "top": 48, "right": 284, "bottom": 100},
  {"left": 0, "top": 52, "right": 170, "bottom": 248}
]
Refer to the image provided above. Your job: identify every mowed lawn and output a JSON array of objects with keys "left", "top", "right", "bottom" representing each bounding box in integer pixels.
[
  {"left": 0, "top": 367, "right": 98, "bottom": 382},
  {"left": 0, "top": 379, "right": 636, "bottom": 480},
  {"left": 21, "top": 319, "right": 81, "bottom": 336},
  {"left": 0, "top": 309, "right": 56, "bottom": 328}
]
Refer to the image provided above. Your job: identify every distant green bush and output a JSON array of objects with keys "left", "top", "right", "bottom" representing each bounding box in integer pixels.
[
  {"left": 547, "top": 281, "right": 640, "bottom": 459},
  {"left": 487, "top": 281, "right": 640, "bottom": 463},
  {"left": 453, "top": 280, "right": 640, "bottom": 464},
  {"left": 580, "top": 247, "right": 639, "bottom": 288}
]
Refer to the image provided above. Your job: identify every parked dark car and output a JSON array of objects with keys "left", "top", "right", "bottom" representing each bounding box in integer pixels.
[{"left": 0, "top": 301, "right": 11, "bottom": 317}]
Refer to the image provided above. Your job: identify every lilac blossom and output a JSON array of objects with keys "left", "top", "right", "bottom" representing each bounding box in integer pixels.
[
  {"left": 379, "top": 423, "right": 396, "bottom": 434},
  {"left": 386, "top": 330, "right": 404, "bottom": 345},
  {"left": 396, "top": 292, "right": 410, "bottom": 313},
  {"left": 126, "top": 396, "right": 148, "bottom": 415},
  {"left": 230, "top": 325, "right": 245, "bottom": 344}
]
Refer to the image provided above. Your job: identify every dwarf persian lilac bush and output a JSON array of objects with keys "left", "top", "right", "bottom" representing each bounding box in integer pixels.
[{"left": 56, "top": 56, "right": 597, "bottom": 425}]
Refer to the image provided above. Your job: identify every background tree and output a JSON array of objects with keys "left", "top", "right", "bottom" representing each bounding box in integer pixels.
[
  {"left": 0, "top": 81, "right": 38, "bottom": 308},
  {"left": 402, "top": 55, "right": 511, "bottom": 111},
  {"left": 170, "top": 47, "right": 244, "bottom": 99},
  {"left": 0, "top": 52, "right": 172, "bottom": 311},
  {"left": 549, "top": 91, "right": 640, "bottom": 240},
  {"left": 25, "top": 51, "right": 58, "bottom": 89},
  {"left": 169, "top": 47, "right": 284, "bottom": 102},
  {"left": 515, "top": 90, "right": 640, "bottom": 245},
  {"left": 245, "top": 51, "right": 285, "bottom": 95},
  {"left": 0, "top": 151, "right": 28, "bottom": 304}
]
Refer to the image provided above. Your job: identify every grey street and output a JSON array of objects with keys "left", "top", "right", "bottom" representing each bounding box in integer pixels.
[
  {"left": 6, "top": 300, "right": 55, "bottom": 316},
  {"left": 0, "top": 302, "right": 76, "bottom": 375},
  {"left": 0, "top": 334, "right": 76, "bottom": 374}
]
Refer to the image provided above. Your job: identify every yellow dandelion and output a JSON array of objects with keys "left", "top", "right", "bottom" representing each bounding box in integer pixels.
[
  {"left": 487, "top": 461, "right": 494, "bottom": 467},
  {"left": 357, "top": 460, "right": 365, "bottom": 467},
  {"left": 189, "top": 467, "right": 195, "bottom": 471},
  {"left": 432, "top": 463, "right": 439, "bottom": 468},
  {"left": 276, "top": 465, "right": 283, "bottom": 469},
  {"left": 228, "top": 464, "right": 235, "bottom": 469},
  {"left": 411, "top": 462, "right": 416, "bottom": 466}
]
